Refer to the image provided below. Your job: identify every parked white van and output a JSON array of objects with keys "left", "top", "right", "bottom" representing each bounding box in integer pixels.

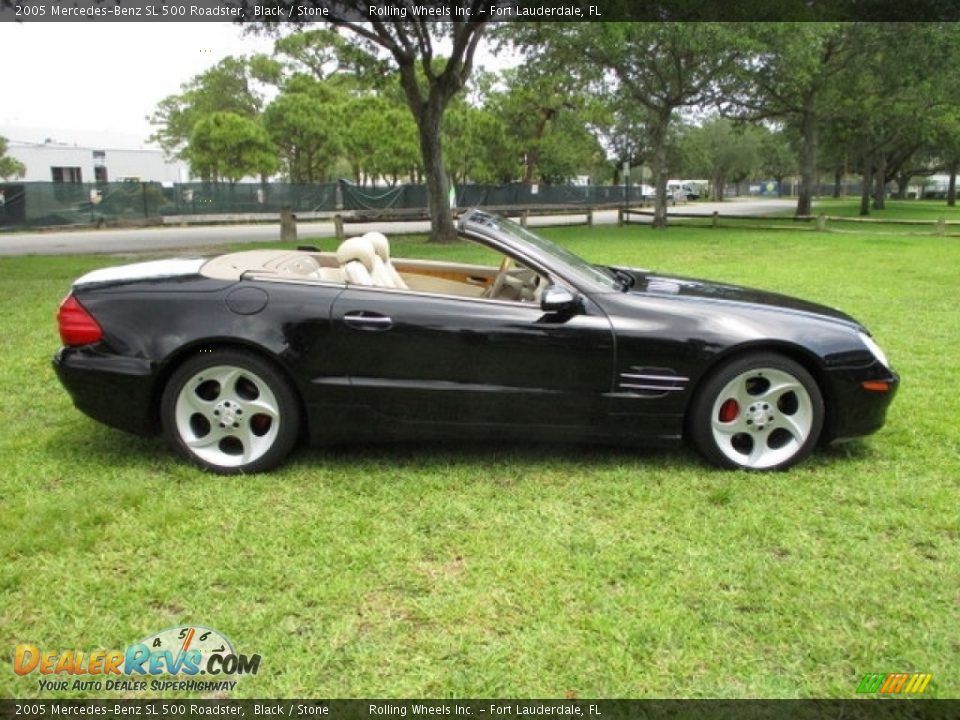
[{"left": 666, "top": 180, "right": 701, "bottom": 200}]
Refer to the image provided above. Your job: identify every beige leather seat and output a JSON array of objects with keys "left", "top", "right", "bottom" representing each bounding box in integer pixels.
[
  {"left": 336, "top": 237, "right": 377, "bottom": 286},
  {"left": 313, "top": 267, "right": 346, "bottom": 283},
  {"left": 363, "top": 232, "right": 409, "bottom": 289}
]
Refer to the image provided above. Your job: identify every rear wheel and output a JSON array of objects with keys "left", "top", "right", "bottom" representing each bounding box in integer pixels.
[
  {"left": 689, "top": 353, "right": 823, "bottom": 470},
  {"left": 161, "top": 350, "right": 300, "bottom": 474}
]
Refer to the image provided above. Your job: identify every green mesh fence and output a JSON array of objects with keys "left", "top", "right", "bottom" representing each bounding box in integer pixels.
[
  {"left": 169, "top": 183, "right": 339, "bottom": 215},
  {"left": 0, "top": 182, "right": 342, "bottom": 229},
  {"left": 0, "top": 181, "right": 645, "bottom": 230},
  {"left": 457, "top": 183, "right": 645, "bottom": 207},
  {"left": 341, "top": 183, "right": 428, "bottom": 211}
]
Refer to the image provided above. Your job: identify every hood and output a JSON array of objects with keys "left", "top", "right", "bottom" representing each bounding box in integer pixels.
[{"left": 618, "top": 268, "right": 860, "bottom": 327}]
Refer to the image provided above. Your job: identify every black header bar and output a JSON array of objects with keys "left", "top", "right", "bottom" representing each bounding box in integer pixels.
[{"left": 4, "top": 0, "right": 960, "bottom": 22}]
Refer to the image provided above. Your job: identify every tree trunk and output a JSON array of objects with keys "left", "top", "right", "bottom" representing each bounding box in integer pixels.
[
  {"left": 948, "top": 160, "right": 958, "bottom": 207},
  {"left": 396, "top": 62, "right": 458, "bottom": 244},
  {"left": 872, "top": 152, "right": 886, "bottom": 210},
  {"left": 833, "top": 168, "right": 842, "bottom": 199},
  {"left": 651, "top": 126, "right": 669, "bottom": 228},
  {"left": 895, "top": 172, "right": 911, "bottom": 200},
  {"left": 859, "top": 155, "right": 873, "bottom": 216},
  {"left": 523, "top": 114, "right": 551, "bottom": 184},
  {"left": 417, "top": 95, "right": 457, "bottom": 244},
  {"left": 796, "top": 95, "right": 818, "bottom": 217}
]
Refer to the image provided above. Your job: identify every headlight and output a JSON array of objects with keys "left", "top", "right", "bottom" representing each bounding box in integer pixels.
[{"left": 858, "top": 332, "right": 890, "bottom": 369}]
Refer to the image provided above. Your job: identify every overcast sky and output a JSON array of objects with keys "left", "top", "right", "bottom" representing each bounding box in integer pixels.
[
  {"left": 0, "top": 23, "right": 511, "bottom": 152},
  {"left": 0, "top": 23, "right": 275, "bottom": 149}
]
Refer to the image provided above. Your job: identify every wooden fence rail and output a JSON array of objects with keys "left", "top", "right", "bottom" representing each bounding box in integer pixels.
[{"left": 622, "top": 208, "right": 958, "bottom": 235}]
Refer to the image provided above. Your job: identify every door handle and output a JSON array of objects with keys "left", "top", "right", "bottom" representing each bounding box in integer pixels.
[{"left": 343, "top": 311, "right": 394, "bottom": 331}]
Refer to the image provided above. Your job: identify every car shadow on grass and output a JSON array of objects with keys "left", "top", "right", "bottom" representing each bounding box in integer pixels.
[
  {"left": 810, "top": 440, "right": 875, "bottom": 464},
  {"left": 295, "top": 439, "right": 685, "bottom": 470},
  {"left": 294, "top": 438, "right": 879, "bottom": 476},
  {"left": 43, "top": 420, "right": 689, "bottom": 480},
  {"left": 43, "top": 417, "right": 879, "bottom": 479},
  {"left": 44, "top": 420, "right": 170, "bottom": 471}
]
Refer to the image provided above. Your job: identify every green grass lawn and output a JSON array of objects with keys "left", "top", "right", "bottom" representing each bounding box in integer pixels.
[
  {"left": 813, "top": 197, "right": 960, "bottom": 222},
  {"left": 1, "top": 219, "right": 958, "bottom": 699}
]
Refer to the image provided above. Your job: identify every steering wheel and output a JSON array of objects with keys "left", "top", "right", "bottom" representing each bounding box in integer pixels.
[{"left": 485, "top": 255, "right": 514, "bottom": 299}]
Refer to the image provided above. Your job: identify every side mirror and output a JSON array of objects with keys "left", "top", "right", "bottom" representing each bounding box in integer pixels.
[{"left": 540, "top": 285, "right": 582, "bottom": 313}]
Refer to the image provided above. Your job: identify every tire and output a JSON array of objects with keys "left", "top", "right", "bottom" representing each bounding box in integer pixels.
[
  {"left": 160, "top": 349, "right": 300, "bottom": 474},
  {"left": 688, "top": 352, "right": 824, "bottom": 471}
]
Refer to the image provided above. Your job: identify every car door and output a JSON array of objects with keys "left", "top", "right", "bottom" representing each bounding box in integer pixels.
[{"left": 327, "top": 285, "right": 615, "bottom": 430}]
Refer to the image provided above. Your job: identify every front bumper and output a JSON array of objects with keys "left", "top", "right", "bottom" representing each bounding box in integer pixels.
[
  {"left": 825, "top": 364, "right": 900, "bottom": 442},
  {"left": 53, "top": 347, "right": 159, "bottom": 436}
]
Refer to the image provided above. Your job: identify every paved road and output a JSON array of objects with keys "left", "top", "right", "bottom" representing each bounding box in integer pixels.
[{"left": 0, "top": 199, "right": 796, "bottom": 256}]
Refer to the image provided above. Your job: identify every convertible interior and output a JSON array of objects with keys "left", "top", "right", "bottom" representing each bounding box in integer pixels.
[{"left": 201, "top": 231, "right": 546, "bottom": 303}]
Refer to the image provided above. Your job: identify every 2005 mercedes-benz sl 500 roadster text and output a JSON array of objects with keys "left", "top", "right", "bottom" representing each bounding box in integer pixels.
[{"left": 54, "top": 210, "right": 898, "bottom": 474}]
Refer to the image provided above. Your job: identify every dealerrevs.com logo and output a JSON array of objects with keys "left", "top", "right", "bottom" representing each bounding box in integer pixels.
[{"left": 14, "top": 626, "right": 261, "bottom": 693}]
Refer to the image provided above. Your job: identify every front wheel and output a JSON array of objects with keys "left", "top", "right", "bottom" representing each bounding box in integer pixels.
[
  {"left": 161, "top": 350, "right": 300, "bottom": 474},
  {"left": 688, "top": 353, "right": 824, "bottom": 471}
]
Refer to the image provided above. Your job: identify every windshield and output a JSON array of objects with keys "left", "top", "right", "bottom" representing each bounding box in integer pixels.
[{"left": 464, "top": 211, "right": 618, "bottom": 290}]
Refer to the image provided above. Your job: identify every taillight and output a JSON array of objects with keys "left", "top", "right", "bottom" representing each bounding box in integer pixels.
[{"left": 57, "top": 295, "right": 103, "bottom": 346}]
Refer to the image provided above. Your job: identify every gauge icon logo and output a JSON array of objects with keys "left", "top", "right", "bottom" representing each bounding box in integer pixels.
[
  {"left": 134, "top": 626, "right": 232, "bottom": 673},
  {"left": 127, "top": 625, "right": 259, "bottom": 677}
]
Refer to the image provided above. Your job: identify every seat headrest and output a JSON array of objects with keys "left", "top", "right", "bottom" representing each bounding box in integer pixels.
[
  {"left": 363, "top": 232, "right": 390, "bottom": 260},
  {"left": 275, "top": 253, "right": 321, "bottom": 276},
  {"left": 336, "top": 237, "right": 377, "bottom": 271}
]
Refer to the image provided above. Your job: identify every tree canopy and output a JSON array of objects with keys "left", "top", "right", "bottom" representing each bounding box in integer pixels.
[
  {"left": 186, "top": 112, "right": 278, "bottom": 183},
  {"left": 146, "top": 21, "right": 960, "bottom": 225}
]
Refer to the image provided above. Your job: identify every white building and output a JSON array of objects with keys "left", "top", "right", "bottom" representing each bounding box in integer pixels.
[{"left": 5, "top": 140, "right": 187, "bottom": 184}]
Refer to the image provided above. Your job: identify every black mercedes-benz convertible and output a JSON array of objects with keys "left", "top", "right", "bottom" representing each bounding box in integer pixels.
[{"left": 54, "top": 209, "right": 898, "bottom": 474}]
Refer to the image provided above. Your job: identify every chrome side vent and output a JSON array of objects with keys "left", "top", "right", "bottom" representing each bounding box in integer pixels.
[{"left": 618, "top": 367, "right": 688, "bottom": 397}]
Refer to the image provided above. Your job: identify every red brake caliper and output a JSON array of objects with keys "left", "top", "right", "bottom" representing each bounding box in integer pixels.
[{"left": 718, "top": 399, "right": 739, "bottom": 423}]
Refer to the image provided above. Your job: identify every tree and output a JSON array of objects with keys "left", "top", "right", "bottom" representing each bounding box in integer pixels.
[
  {"left": 485, "top": 64, "right": 585, "bottom": 184},
  {"left": 263, "top": 27, "right": 371, "bottom": 81},
  {"left": 0, "top": 137, "right": 26, "bottom": 181},
  {"left": 186, "top": 113, "right": 278, "bottom": 183},
  {"left": 514, "top": 23, "right": 754, "bottom": 227},
  {"left": 344, "top": 19, "right": 492, "bottom": 242},
  {"left": 736, "top": 24, "right": 855, "bottom": 216},
  {"left": 920, "top": 27, "right": 960, "bottom": 206},
  {"left": 758, "top": 127, "right": 797, "bottom": 197},
  {"left": 820, "top": 24, "right": 958, "bottom": 215},
  {"left": 246, "top": 12, "right": 494, "bottom": 243},
  {"left": 535, "top": 114, "right": 606, "bottom": 185},
  {"left": 678, "top": 118, "right": 762, "bottom": 200},
  {"left": 443, "top": 97, "right": 510, "bottom": 184},
  {"left": 937, "top": 119, "right": 960, "bottom": 207},
  {"left": 262, "top": 84, "right": 343, "bottom": 183},
  {"left": 341, "top": 95, "right": 421, "bottom": 185},
  {"left": 148, "top": 57, "right": 262, "bottom": 160},
  {"left": 591, "top": 97, "right": 655, "bottom": 186}
]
